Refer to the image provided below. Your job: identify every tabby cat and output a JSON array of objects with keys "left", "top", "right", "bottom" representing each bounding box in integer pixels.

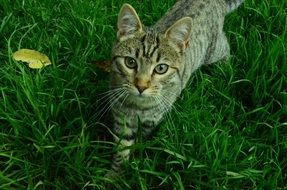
[{"left": 107, "top": 0, "right": 243, "bottom": 174}]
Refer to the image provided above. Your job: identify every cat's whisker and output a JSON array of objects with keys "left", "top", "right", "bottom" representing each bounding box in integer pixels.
[
  {"left": 120, "top": 93, "right": 129, "bottom": 108},
  {"left": 154, "top": 96, "right": 170, "bottom": 116},
  {"left": 96, "top": 88, "right": 124, "bottom": 109},
  {"left": 97, "top": 84, "right": 131, "bottom": 120},
  {"left": 97, "top": 94, "right": 125, "bottom": 120},
  {"left": 97, "top": 87, "right": 122, "bottom": 95},
  {"left": 97, "top": 88, "right": 125, "bottom": 101},
  {"left": 158, "top": 93, "right": 183, "bottom": 119},
  {"left": 96, "top": 94, "right": 121, "bottom": 108},
  {"left": 96, "top": 89, "right": 127, "bottom": 119},
  {"left": 161, "top": 93, "right": 181, "bottom": 112},
  {"left": 154, "top": 96, "right": 174, "bottom": 127}
]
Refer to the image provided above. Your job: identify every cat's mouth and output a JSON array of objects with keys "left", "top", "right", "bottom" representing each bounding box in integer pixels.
[
  {"left": 131, "top": 93, "right": 152, "bottom": 99},
  {"left": 130, "top": 89, "right": 155, "bottom": 99},
  {"left": 128, "top": 89, "right": 156, "bottom": 101}
]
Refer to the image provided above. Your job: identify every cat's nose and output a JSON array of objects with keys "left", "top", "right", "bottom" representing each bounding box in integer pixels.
[{"left": 136, "top": 84, "right": 148, "bottom": 94}]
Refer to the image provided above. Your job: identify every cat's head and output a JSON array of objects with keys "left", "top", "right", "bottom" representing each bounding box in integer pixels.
[{"left": 110, "top": 4, "right": 192, "bottom": 107}]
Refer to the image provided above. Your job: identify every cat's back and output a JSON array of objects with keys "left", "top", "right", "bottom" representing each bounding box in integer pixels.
[
  {"left": 155, "top": 0, "right": 227, "bottom": 32},
  {"left": 153, "top": 0, "right": 244, "bottom": 88}
]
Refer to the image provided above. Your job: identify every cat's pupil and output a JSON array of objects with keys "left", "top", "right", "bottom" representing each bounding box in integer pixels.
[{"left": 125, "top": 57, "right": 137, "bottom": 69}]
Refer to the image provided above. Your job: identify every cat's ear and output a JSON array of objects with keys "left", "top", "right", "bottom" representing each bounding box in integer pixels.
[
  {"left": 117, "top": 4, "right": 143, "bottom": 40},
  {"left": 164, "top": 17, "right": 192, "bottom": 50}
]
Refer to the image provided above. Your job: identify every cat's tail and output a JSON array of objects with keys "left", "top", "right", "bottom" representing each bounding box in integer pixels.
[{"left": 225, "top": 0, "right": 244, "bottom": 13}]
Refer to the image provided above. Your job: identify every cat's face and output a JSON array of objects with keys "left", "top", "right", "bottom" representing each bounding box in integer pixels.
[
  {"left": 111, "top": 32, "right": 180, "bottom": 100},
  {"left": 110, "top": 4, "right": 192, "bottom": 107}
]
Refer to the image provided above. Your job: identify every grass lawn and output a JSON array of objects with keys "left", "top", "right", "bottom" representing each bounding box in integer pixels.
[{"left": 0, "top": 0, "right": 286, "bottom": 189}]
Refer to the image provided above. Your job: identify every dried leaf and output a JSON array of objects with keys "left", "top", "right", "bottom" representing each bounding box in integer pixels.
[
  {"left": 93, "top": 60, "right": 111, "bottom": 72},
  {"left": 13, "top": 49, "right": 51, "bottom": 69}
]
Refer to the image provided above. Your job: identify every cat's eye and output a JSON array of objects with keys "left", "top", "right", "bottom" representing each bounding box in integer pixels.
[
  {"left": 124, "top": 57, "right": 137, "bottom": 69},
  {"left": 154, "top": 64, "right": 169, "bottom": 74}
]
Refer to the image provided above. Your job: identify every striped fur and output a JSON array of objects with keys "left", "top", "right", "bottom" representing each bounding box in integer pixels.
[{"left": 107, "top": 0, "right": 243, "bottom": 175}]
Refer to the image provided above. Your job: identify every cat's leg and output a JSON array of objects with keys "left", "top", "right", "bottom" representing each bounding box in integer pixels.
[
  {"left": 141, "top": 121, "right": 156, "bottom": 137},
  {"left": 108, "top": 119, "right": 138, "bottom": 176}
]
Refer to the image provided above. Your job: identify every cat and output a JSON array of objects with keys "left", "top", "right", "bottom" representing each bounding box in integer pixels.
[{"left": 107, "top": 0, "right": 244, "bottom": 175}]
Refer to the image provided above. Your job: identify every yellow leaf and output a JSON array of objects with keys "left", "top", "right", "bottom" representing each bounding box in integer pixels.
[{"left": 12, "top": 49, "right": 51, "bottom": 69}]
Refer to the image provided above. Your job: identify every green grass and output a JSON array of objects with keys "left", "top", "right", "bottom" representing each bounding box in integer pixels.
[{"left": 0, "top": 0, "right": 286, "bottom": 189}]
